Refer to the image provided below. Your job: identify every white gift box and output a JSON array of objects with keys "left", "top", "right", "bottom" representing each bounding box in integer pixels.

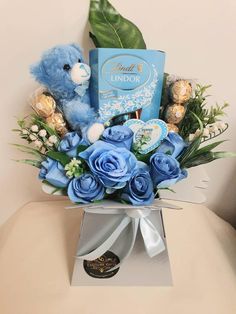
[{"left": 71, "top": 201, "right": 175, "bottom": 286}]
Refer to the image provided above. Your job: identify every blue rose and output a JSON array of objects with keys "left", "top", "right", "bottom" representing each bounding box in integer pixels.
[
  {"left": 58, "top": 132, "right": 84, "bottom": 157},
  {"left": 150, "top": 152, "right": 187, "bottom": 188},
  {"left": 67, "top": 173, "right": 105, "bottom": 203},
  {"left": 121, "top": 162, "right": 154, "bottom": 206},
  {"left": 39, "top": 158, "right": 70, "bottom": 188},
  {"left": 102, "top": 125, "right": 134, "bottom": 150},
  {"left": 157, "top": 132, "right": 187, "bottom": 158},
  {"left": 79, "top": 141, "right": 137, "bottom": 189}
]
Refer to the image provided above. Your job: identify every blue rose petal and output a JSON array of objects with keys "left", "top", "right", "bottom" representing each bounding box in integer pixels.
[
  {"left": 157, "top": 132, "right": 187, "bottom": 158},
  {"left": 150, "top": 152, "right": 187, "bottom": 188},
  {"left": 67, "top": 173, "right": 105, "bottom": 203},
  {"left": 102, "top": 125, "right": 134, "bottom": 150},
  {"left": 121, "top": 164, "right": 154, "bottom": 206},
  {"left": 58, "top": 132, "right": 84, "bottom": 157},
  {"left": 79, "top": 141, "right": 137, "bottom": 189},
  {"left": 39, "top": 157, "right": 70, "bottom": 188}
]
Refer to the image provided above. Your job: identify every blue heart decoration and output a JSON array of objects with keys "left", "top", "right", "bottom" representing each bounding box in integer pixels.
[{"left": 124, "top": 119, "right": 168, "bottom": 154}]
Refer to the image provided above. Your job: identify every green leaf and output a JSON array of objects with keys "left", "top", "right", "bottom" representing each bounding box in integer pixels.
[
  {"left": 89, "top": 32, "right": 101, "bottom": 47},
  {"left": 212, "top": 151, "right": 236, "bottom": 159},
  {"left": 89, "top": 0, "right": 146, "bottom": 48},
  {"left": 191, "top": 140, "right": 227, "bottom": 158},
  {"left": 133, "top": 151, "right": 152, "bottom": 163},
  {"left": 46, "top": 151, "right": 71, "bottom": 166},
  {"left": 13, "top": 159, "right": 41, "bottom": 168},
  {"left": 178, "top": 135, "right": 202, "bottom": 167},
  {"left": 12, "top": 128, "right": 21, "bottom": 132},
  {"left": 184, "top": 151, "right": 236, "bottom": 168},
  {"left": 77, "top": 145, "right": 88, "bottom": 155},
  {"left": 178, "top": 112, "right": 204, "bottom": 167},
  {"left": 17, "top": 118, "right": 26, "bottom": 129},
  {"left": 11, "top": 143, "right": 45, "bottom": 160}
]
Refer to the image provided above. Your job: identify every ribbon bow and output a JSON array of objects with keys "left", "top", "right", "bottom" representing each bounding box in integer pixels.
[
  {"left": 74, "top": 80, "right": 89, "bottom": 97},
  {"left": 67, "top": 200, "right": 181, "bottom": 271}
]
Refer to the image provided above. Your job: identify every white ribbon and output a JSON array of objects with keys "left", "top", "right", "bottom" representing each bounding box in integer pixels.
[{"left": 66, "top": 199, "right": 182, "bottom": 271}]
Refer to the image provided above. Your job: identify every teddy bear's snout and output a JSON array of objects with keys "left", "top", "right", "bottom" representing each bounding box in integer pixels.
[{"left": 70, "top": 63, "right": 91, "bottom": 85}]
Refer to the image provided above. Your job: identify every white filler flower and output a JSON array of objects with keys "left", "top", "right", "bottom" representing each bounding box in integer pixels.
[
  {"left": 34, "top": 140, "right": 43, "bottom": 148},
  {"left": 38, "top": 129, "right": 47, "bottom": 137},
  {"left": 48, "top": 135, "right": 58, "bottom": 144},
  {"left": 31, "top": 125, "right": 39, "bottom": 133},
  {"left": 29, "top": 134, "right": 37, "bottom": 141},
  {"left": 22, "top": 129, "right": 29, "bottom": 135}
]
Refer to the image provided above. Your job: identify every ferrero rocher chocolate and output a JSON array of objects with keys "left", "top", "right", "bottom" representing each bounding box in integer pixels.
[
  {"left": 32, "top": 94, "right": 56, "bottom": 118},
  {"left": 170, "top": 80, "right": 192, "bottom": 104},
  {"left": 165, "top": 104, "right": 186, "bottom": 124},
  {"left": 46, "top": 113, "right": 68, "bottom": 136},
  {"left": 167, "top": 123, "right": 179, "bottom": 133}
]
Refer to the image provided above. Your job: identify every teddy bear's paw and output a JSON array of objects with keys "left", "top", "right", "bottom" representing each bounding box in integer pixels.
[{"left": 87, "top": 123, "right": 105, "bottom": 143}]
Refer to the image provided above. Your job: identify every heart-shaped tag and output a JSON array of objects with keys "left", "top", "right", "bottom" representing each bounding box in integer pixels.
[{"left": 124, "top": 119, "right": 168, "bottom": 154}]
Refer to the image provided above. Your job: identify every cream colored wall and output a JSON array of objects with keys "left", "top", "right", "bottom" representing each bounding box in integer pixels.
[{"left": 0, "top": 0, "right": 236, "bottom": 226}]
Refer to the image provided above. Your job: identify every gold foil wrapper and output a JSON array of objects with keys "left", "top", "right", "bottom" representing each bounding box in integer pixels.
[
  {"left": 46, "top": 113, "right": 68, "bottom": 136},
  {"left": 171, "top": 80, "right": 192, "bottom": 104},
  {"left": 165, "top": 104, "right": 186, "bottom": 124},
  {"left": 167, "top": 123, "right": 179, "bottom": 133},
  {"left": 32, "top": 94, "right": 56, "bottom": 118}
]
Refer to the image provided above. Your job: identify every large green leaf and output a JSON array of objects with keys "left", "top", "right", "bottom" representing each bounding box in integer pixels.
[
  {"left": 89, "top": 32, "right": 101, "bottom": 47},
  {"left": 190, "top": 140, "right": 227, "bottom": 159},
  {"left": 13, "top": 159, "right": 41, "bottom": 168},
  {"left": 77, "top": 145, "right": 88, "bottom": 155},
  {"left": 178, "top": 112, "right": 203, "bottom": 167},
  {"left": 11, "top": 143, "right": 45, "bottom": 160},
  {"left": 178, "top": 135, "right": 202, "bottom": 167},
  {"left": 89, "top": 0, "right": 146, "bottom": 48},
  {"left": 184, "top": 151, "right": 236, "bottom": 168},
  {"left": 46, "top": 151, "right": 71, "bottom": 166}
]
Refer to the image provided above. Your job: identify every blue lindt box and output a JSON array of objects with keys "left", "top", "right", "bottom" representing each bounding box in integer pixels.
[{"left": 89, "top": 48, "right": 165, "bottom": 122}]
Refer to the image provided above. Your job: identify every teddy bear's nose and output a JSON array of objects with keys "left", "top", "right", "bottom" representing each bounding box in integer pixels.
[{"left": 71, "top": 63, "right": 91, "bottom": 84}]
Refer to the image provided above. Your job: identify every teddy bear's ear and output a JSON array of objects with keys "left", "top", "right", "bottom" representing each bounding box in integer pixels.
[
  {"left": 30, "top": 61, "right": 48, "bottom": 85},
  {"left": 70, "top": 43, "right": 83, "bottom": 54}
]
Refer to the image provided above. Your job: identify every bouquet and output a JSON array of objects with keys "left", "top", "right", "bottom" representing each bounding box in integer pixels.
[{"left": 13, "top": 0, "right": 235, "bottom": 207}]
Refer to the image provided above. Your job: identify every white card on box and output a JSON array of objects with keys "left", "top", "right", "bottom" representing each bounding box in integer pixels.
[{"left": 71, "top": 210, "right": 172, "bottom": 286}]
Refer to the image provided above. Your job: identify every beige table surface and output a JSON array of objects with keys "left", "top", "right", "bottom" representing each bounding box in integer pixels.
[{"left": 0, "top": 200, "right": 235, "bottom": 314}]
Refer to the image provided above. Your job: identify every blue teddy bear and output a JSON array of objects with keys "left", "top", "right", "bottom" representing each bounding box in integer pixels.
[{"left": 31, "top": 43, "right": 104, "bottom": 143}]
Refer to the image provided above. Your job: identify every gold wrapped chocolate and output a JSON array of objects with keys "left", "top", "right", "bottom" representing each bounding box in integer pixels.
[
  {"left": 165, "top": 104, "right": 186, "bottom": 124},
  {"left": 171, "top": 80, "right": 192, "bottom": 104},
  {"left": 32, "top": 94, "right": 56, "bottom": 118},
  {"left": 167, "top": 123, "right": 179, "bottom": 133},
  {"left": 46, "top": 113, "right": 68, "bottom": 136}
]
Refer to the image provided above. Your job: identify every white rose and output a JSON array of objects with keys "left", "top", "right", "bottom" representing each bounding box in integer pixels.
[
  {"left": 38, "top": 129, "right": 47, "bottom": 137},
  {"left": 31, "top": 125, "right": 39, "bottom": 132},
  {"left": 48, "top": 135, "right": 58, "bottom": 144}
]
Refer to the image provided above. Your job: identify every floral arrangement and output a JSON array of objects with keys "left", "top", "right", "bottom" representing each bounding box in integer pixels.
[{"left": 13, "top": 0, "right": 235, "bottom": 207}]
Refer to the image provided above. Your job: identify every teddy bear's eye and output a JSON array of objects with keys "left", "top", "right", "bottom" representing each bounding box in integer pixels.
[
  {"left": 63, "top": 64, "right": 71, "bottom": 71},
  {"left": 78, "top": 58, "right": 81, "bottom": 63}
]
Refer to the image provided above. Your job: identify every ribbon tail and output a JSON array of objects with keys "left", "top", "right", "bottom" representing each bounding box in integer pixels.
[
  {"left": 140, "top": 217, "right": 165, "bottom": 258},
  {"left": 76, "top": 216, "right": 131, "bottom": 261},
  {"left": 107, "top": 218, "right": 139, "bottom": 272}
]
